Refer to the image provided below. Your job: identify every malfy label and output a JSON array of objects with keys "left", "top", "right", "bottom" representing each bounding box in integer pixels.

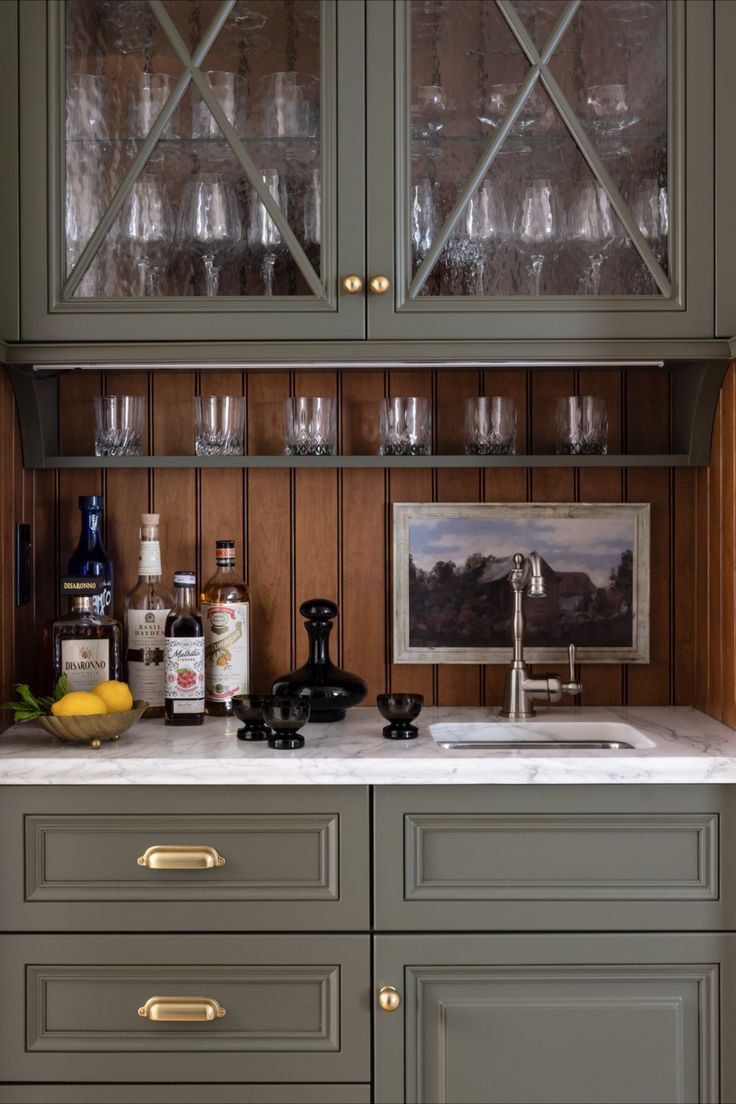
[
  {"left": 61, "top": 640, "right": 110, "bottom": 691},
  {"left": 203, "top": 602, "right": 250, "bottom": 702},
  {"left": 126, "top": 609, "right": 169, "bottom": 649},
  {"left": 164, "top": 638, "right": 205, "bottom": 700}
]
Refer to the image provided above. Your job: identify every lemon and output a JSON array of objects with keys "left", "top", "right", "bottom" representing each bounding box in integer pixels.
[
  {"left": 91, "top": 680, "right": 133, "bottom": 713},
  {"left": 51, "top": 691, "right": 107, "bottom": 717}
]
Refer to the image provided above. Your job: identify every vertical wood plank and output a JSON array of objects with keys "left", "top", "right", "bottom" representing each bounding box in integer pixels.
[
  {"left": 578, "top": 369, "right": 624, "bottom": 706},
  {"left": 672, "top": 468, "right": 696, "bottom": 707},
  {"left": 722, "top": 367, "right": 736, "bottom": 727},
  {"left": 0, "top": 368, "right": 15, "bottom": 724},
  {"left": 693, "top": 464, "right": 709, "bottom": 711},
  {"left": 58, "top": 373, "right": 103, "bottom": 598},
  {"left": 152, "top": 373, "right": 197, "bottom": 585},
  {"left": 199, "top": 371, "right": 246, "bottom": 588},
  {"left": 707, "top": 392, "right": 724, "bottom": 719},
  {"left": 247, "top": 372, "right": 292, "bottom": 691},
  {"left": 340, "top": 372, "right": 387, "bottom": 704},
  {"left": 436, "top": 370, "right": 482, "bottom": 706},
  {"left": 104, "top": 371, "right": 150, "bottom": 617},
  {"left": 388, "top": 371, "right": 434, "bottom": 702}
]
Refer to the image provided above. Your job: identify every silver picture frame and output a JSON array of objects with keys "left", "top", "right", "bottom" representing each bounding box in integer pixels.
[{"left": 393, "top": 502, "right": 651, "bottom": 664}]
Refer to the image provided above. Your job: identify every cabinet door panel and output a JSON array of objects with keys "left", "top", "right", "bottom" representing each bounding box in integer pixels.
[
  {"left": 19, "top": 0, "right": 365, "bottom": 342},
  {"left": 0, "top": 1087, "right": 371, "bottom": 1104},
  {"left": 367, "top": 0, "right": 715, "bottom": 341},
  {"left": 374, "top": 933, "right": 728, "bottom": 1104}
]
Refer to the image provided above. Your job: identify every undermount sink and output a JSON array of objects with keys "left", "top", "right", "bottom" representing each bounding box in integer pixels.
[{"left": 429, "top": 720, "right": 655, "bottom": 751}]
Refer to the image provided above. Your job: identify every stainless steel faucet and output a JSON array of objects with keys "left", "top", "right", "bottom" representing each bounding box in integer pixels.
[{"left": 500, "top": 552, "right": 582, "bottom": 719}]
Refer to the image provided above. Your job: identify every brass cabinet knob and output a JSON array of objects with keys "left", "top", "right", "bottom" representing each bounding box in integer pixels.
[
  {"left": 137, "top": 845, "right": 226, "bottom": 870},
  {"left": 342, "top": 274, "right": 364, "bottom": 294},
  {"left": 368, "top": 275, "right": 391, "bottom": 295},
  {"left": 138, "top": 996, "right": 226, "bottom": 1021},
  {"left": 378, "top": 985, "right": 401, "bottom": 1012}
]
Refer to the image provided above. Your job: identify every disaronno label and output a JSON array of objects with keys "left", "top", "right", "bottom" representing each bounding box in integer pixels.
[
  {"left": 203, "top": 602, "right": 250, "bottom": 702},
  {"left": 61, "top": 639, "right": 110, "bottom": 691},
  {"left": 164, "top": 638, "right": 205, "bottom": 702}
]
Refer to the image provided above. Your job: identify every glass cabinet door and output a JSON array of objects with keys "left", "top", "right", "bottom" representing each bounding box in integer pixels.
[
  {"left": 367, "top": 0, "right": 714, "bottom": 341},
  {"left": 20, "top": 0, "right": 365, "bottom": 342}
]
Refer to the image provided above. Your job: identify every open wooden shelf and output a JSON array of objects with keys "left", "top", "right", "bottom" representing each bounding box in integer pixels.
[{"left": 39, "top": 453, "right": 690, "bottom": 469}]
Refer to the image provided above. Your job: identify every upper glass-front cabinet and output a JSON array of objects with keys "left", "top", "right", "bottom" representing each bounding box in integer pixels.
[
  {"left": 367, "top": 0, "right": 716, "bottom": 341},
  {"left": 19, "top": 0, "right": 365, "bottom": 342}
]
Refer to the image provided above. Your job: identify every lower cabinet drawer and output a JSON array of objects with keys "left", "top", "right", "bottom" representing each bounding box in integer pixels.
[
  {"left": 0, "top": 785, "right": 369, "bottom": 931},
  {"left": 374, "top": 784, "right": 735, "bottom": 930},
  {"left": 0, "top": 1086, "right": 371, "bottom": 1104},
  {"left": 0, "top": 934, "right": 370, "bottom": 1084}
]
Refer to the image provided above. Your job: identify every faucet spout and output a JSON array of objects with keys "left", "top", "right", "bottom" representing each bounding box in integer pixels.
[{"left": 526, "top": 551, "right": 546, "bottom": 597}]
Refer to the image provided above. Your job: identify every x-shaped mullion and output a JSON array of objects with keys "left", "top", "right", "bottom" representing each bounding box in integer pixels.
[
  {"left": 409, "top": 0, "right": 671, "bottom": 299},
  {"left": 64, "top": 0, "right": 322, "bottom": 301}
]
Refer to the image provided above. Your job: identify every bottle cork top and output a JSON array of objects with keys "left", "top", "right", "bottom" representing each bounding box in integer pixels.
[{"left": 141, "top": 513, "right": 160, "bottom": 525}]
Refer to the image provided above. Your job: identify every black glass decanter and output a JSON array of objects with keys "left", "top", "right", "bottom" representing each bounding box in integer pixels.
[{"left": 272, "top": 599, "right": 367, "bottom": 722}]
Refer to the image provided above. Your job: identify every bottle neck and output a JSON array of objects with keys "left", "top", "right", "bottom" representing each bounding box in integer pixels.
[
  {"left": 305, "top": 620, "right": 332, "bottom": 666},
  {"left": 174, "top": 586, "right": 197, "bottom": 611},
  {"left": 138, "top": 537, "right": 162, "bottom": 582},
  {"left": 80, "top": 508, "right": 101, "bottom": 542}
]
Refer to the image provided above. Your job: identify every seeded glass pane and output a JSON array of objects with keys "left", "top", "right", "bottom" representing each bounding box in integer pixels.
[
  {"left": 64, "top": 0, "right": 321, "bottom": 300},
  {"left": 409, "top": 0, "right": 667, "bottom": 297}
]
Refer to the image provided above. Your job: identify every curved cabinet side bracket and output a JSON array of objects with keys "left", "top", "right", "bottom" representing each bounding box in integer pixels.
[
  {"left": 6, "top": 363, "right": 58, "bottom": 468},
  {"left": 670, "top": 360, "right": 730, "bottom": 465}
]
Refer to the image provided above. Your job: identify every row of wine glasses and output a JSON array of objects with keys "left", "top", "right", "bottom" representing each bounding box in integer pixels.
[
  {"left": 412, "top": 175, "right": 668, "bottom": 295},
  {"left": 65, "top": 167, "right": 320, "bottom": 297},
  {"left": 66, "top": 70, "right": 319, "bottom": 141}
]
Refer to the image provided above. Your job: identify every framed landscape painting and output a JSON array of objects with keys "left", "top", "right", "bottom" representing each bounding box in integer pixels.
[{"left": 393, "top": 502, "right": 650, "bottom": 664}]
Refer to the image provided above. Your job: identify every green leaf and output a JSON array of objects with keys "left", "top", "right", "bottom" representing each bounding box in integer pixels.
[
  {"left": 53, "top": 675, "right": 69, "bottom": 702},
  {"left": 14, "top": 684, "right": 40, "bottom": 709}
]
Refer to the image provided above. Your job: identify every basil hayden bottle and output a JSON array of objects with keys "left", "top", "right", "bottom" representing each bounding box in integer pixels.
[
  {"left": 124, "top": 514, "right": 173, "bottom": 718},
  {"left": 164, "top": 572, "right": 205, "bottom": 726}
]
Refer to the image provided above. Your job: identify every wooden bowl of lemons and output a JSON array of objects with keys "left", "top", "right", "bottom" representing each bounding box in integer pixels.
[{"left": 38, "top": 682, "right": 148, "bottom": 750}]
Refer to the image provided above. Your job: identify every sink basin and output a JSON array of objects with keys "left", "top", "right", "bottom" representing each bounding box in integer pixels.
[{"left": 430, "top": 720, "right": 655, "bottom": 750}]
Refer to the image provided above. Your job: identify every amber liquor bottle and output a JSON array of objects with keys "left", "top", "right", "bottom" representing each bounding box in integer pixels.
[
  {"left": 201, "top": 540, "right": 250, "bottom": 717},
  {"left": 124, "top": 513, "right": 173, "bottom": 718},
  {"left": 164, "top": 572, "right": 205, "bottom": 726},
  {"left": 47, "top": 578, "right": 122, "bottom": 692}
]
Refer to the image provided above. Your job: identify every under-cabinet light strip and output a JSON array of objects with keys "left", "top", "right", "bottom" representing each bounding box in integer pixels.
[{"left": 35, "top": 360, "right": 666, "bottom": 371}]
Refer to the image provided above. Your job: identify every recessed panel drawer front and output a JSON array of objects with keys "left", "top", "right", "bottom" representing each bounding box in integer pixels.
[
  {"left": 0, "top": 934, "right": 370, "bottom": 1084},
  {"left": 0, "top": 786, "right": 369, "bottom": 930},
  {"left": 374, "top": 785, "right": 735, "bottom": 931},
  {"left": 0, "top": 1086, "right": 372, "bottom": 1104}
]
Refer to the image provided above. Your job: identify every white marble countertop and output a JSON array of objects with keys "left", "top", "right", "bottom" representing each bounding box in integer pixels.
[{"left": 2, "top": 705, "right": 736, "bottom": 784}]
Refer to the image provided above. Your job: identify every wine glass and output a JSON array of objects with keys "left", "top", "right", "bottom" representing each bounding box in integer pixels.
[
  {"left": 580, "top": 84, "right": 638, "bottom": 133},
  {"left": 631, "top": 178, "right": 668, "bottom": 265},
  {"left": 411, "top": 177, "right": 441, "bottom": 271},
  {"left": 568, "top": 180, "right": 617, "bottom": 295},
  {"left": 411, "top": 84, "right": 453, "bottom": 139},
  {"left": 513, "top": 178, "right": 559, "bottom": 295},
  {"left": 247, "top": 169, "right": 288, "bottom": 295},
  {"left": 445, "top": 180, "right": 510, "bottom": 295},
  {"left": 178, "top": 173, "right": 242, "bottom": 297},
  {"left": 120, "top": 174, "right": 173, "bottom": 297}
]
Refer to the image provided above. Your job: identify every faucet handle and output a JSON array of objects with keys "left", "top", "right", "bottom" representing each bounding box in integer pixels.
[{"left": 562, "top": 643, "right": 582, "bottom": 696}]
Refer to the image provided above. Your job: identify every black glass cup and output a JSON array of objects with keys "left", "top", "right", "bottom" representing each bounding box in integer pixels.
[
  {"left": 263, "top": 698, "right": 311, "bottom": 750},
  {"left": 232, "top": 694, "right": 274, "bottom": 741},
  {"left": 377, "top": 693, "right": 424, "bottom": 740}
]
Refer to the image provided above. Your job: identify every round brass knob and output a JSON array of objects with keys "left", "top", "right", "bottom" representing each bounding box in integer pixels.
[
  {"left": 369, "top": 275, "right": 391, "bottom": 295},
  {"left": 378, "top": 985, "right": 401, "bottom": 1012},
  {"left": 342, "top": 274, "right": 364, "bottom": 294}
]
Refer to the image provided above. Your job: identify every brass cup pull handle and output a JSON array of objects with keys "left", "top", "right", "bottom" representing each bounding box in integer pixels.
[
  {"left": 137, "top": 845, "right": 226, "bottom": 870},
  {"left": 378, "top": 985, "right": 401, "bottom": 1012},
  {"left": 342, "top": 274, "right": 364, "bottom": 294},
  {"left": 138, "top": 996, "right": 226, "bottom": 1022},
  {"left": 369, "top": 275, "right": 391, "bottom": 295}
]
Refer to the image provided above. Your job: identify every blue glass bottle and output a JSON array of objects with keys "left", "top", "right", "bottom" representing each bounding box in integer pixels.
[{"left": 68, "top": 495, "right": 114, "bottom": 617}]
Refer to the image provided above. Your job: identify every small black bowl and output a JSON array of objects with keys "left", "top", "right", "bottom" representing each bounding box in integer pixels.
[
  {"left": 263, "top": 698, "right": 311, "bottom": 750},
  {"left": 377, "top": 693, "right": 424, "bottom": 740},
  {"left": 232, "top": 694, "right": 274, "bottom": 741}
]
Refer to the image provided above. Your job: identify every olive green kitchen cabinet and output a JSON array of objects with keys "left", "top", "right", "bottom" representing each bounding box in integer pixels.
[{"left": 8, "top": 0, "right": 731, "bottom": 349}]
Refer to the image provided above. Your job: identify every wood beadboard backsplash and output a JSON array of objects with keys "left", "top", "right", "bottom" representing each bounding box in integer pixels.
[{"left": 0, "top": 364, "right": 716, "bottom": 723}]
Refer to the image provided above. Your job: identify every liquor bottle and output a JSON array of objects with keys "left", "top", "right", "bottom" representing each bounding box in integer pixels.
[
  {"left": 124, "top": 513, "right": 173, "bottom": 718},
  {"left": 164, "top": 571, "right": 205, "bottom": 726},
  {"left": 201, "top": 539, "right": 250, "bottom": 717},
  {"left": 46, "top": 577, "right": 122, "bottom": 692},
  {"left": 68, "top": 495, "right": 114, "bottom": 617}
]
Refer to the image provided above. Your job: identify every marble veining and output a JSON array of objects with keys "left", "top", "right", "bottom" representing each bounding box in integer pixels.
[{"left": 2, "top": 706, "right": 736, "bottom": 784}]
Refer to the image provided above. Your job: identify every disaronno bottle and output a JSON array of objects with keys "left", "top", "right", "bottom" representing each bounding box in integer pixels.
[
  {"left": 124, "top": 514, "right": 173, "bottom": 718},
  {"left": 164, "top": 572, "right": 204, "bottom": 726},
  {"left": 201, "top": 540, "right": 250, "bottom": 716},
  {"left": 47, "top": 577, "right": 122, "bottom": 691}
]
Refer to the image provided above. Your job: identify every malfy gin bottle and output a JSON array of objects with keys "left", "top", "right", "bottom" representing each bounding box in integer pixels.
[
  {"left": 201, "top": 539, "right": 250, "bottom": 717},
  {"left": 68, "top": 495, "right": 114, "bottom": 616},
  {"left": 164, "top": 572, "right": 205, "bottom": 726},
  {"left": 124, "top": 513, "right": 173, "bottom": 718},
  {"left": 47, "top": 576, "right": 122, "bottom": 691}
]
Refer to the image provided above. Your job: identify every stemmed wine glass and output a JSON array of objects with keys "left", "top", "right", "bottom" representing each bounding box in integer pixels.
[
  {"left": 513, "top": 178, "right": 559, "bottom": 295},
  {"left": 445, "top": 180, "right": 510, "bottom": 295},
  {"left": 248, "top": 169, "right": 288, "bottom": 295},
  {"left": 631, "top": 178, "right": 668, "bottom": 264},
  {"left": 568, "top": 180, "right": 617, "bottom": 295},
  {"left": 120, "top": 174, "right": 173, "bottom": 297},
  {"left": 178, "top": 172, "right": 242, "bottom": 297},
  {"left": 411, "top": 176, "right": 441, "bottom": 273},
  {"left": 65, "top": 161, "right": 105, "bottom": 296}
]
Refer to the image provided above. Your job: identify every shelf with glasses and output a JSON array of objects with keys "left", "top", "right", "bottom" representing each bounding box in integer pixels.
[{"left": 27, "top": 453, "right": 691, "bottom": 470}]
